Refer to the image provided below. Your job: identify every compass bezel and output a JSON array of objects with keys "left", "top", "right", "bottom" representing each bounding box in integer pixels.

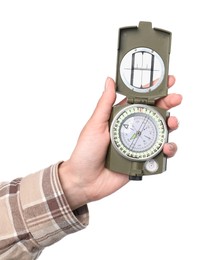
[{"left": 110, "top": 104, "right": 168, "bottom": 161}]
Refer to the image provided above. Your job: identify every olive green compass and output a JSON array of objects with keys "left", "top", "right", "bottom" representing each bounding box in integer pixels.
[{"left": 105, "top": 21, "right": 172, "bottom": 180}]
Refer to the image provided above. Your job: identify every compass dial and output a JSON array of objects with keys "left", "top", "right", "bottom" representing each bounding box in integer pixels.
[
  {"left": 120, "top": 47, "right": 165, "bottom": 93},
  {"left": 110, "top": 104, "right": 167, "bottom": 161}
]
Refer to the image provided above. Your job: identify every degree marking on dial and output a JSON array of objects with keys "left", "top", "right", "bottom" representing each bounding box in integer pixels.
[{"left": 110, "top": 104, "right": 167, "bottom": 161}]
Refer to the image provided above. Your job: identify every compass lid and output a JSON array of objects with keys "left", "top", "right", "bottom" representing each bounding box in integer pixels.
[{"left": 116, "top": 21, "right": 172, "bottom": 104}]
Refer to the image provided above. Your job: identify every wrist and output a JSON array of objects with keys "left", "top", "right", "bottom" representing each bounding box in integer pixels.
[{"left": 58, "top": 160, "right": 88, "bottom": 210}]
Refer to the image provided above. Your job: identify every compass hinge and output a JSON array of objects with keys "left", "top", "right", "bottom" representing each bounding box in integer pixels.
[{"left": 127, "top": 97, "right": 155, "bottom": 105}]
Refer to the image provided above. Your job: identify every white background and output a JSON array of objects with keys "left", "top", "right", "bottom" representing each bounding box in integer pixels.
[{"left": 0, "top": 1, "right": 212, "bottom": 259}]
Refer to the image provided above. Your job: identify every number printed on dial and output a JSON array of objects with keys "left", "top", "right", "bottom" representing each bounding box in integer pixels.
[{"left": 111, "top": 104, "right": 168, "bottom": 161}]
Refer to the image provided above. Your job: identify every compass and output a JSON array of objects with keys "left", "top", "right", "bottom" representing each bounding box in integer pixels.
[
  {"left": 110, "top": 104, "right": 168, "bottom": 161},
  {"left": 105, "top": 21, "right": 172, "bottom": 180}
]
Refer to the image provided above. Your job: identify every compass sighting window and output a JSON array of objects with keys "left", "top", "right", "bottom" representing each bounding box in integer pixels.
[{"left": 120, "top": 47, "right": 165, "bottom": 93}]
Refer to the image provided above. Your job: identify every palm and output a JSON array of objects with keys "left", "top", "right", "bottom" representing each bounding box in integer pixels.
[
  {"left": 68, "top": 76, "right": 182, "bottom": 203},
  {"left": 69, "top": 117, "right": 129, "bottom": 202}
]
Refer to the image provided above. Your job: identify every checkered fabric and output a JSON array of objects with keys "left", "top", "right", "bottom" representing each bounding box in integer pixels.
[{"left": 0, "top": 162, "right": 89, "bottom": 259}]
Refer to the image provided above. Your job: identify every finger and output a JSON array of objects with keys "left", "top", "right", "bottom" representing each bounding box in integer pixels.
[
  {"left": 91, "top": 77, "right": 116, "bottom": 123},
  {"left": 167, "top": 116, "right": 179, "bottom": 132},
  {"left": 117, "top": 75, "right": 177, "bottom": 106},
  {"left": 167, "top": 75, "right": 176, "bottom": 88},
  {"left": 163, "top": 142, "right": 177, "bottom": 158},
  {"left": 156, "top": 93, "right": 183, "bottom": 110}
]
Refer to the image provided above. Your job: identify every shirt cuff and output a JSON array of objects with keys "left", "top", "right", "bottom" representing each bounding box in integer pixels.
[{"left": 20, "top": 162, "right": 89, "bottom": 248}]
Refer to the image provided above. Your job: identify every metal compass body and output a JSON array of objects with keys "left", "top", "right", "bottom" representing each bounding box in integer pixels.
[{"left": 105, "top": 21, "right": 172, "bottom": 180}]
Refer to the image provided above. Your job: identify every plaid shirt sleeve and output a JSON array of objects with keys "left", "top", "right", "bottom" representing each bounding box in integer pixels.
[{"left": 0, "top": 162, "right": 89, "bottom": 260}]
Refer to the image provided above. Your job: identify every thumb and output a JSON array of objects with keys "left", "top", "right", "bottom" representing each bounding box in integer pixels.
[{"left": 90, "top": 77, "right": 116, "bottom": 123}]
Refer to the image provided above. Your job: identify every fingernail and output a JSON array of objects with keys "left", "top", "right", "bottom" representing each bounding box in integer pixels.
[
  {"left": 168, "top": 143, "right": 175, "bottom": 152},
  {"left": 104, "top": 77, "right": 111, "bottom": 92},
  {"left": 177, "top": 119, "right": 180, "bottom": 127}
]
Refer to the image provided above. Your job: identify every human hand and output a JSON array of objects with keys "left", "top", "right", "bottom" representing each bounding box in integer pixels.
[{"left": 59, "top": 76, "right": 182, "bottom": 210}]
